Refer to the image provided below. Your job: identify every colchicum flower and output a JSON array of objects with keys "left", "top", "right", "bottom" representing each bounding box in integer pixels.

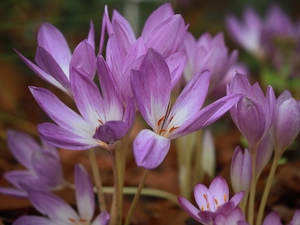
[
  {"left": 31, "top": 56, "right": 135, "bottom": 151},
  {"left": 15, "top": 22, "right": 96, "bottom": 95},
  {"left": 131, "top": 49, "right": 242, "bottom": 169},
  {"left": 178, "top": 176, "right": 244, "bottom": 225},
  {"left": 0, "top": 130, "right": 65, "bottom": 197},
  {"left": 227, "top": 72, "right": 276, "bottom": 150},
  {"left": 262, "top": 210, "right": 300, "bottom": 225},
  {"left": 13, "top": 164, "right": 109, "bottom": 225}
]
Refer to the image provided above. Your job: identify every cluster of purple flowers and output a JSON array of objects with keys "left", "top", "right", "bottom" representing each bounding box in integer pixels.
[{"left": 1, "top": 3, "right": 300, "bottom": 225}]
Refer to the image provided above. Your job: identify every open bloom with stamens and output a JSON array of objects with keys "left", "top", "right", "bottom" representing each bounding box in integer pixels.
[
  {"left": 13, "top": 164, "right": 109, "bottom": 225},
  {"left": 178, "top": 176, "right": 244, "bottom": 225},
  {"left": 131, "top": 49, "right": 242, "bottom": 169},
  {"left": 0, "top": 130, "right": 65, "bottom": 197},
  {"left": 31, "top": 56, "right": 135, "bottom": 150},
  {"left": 15, "top": 22, "right": 96, "bottom": 95}
]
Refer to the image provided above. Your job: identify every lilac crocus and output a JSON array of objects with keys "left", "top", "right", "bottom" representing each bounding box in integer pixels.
[
  {"left": 103, "top": 3, "right": 186, "bottom": 101},
  {"left": 131, "top": 49, "right": 242, "bottom": 169},
  {"left": 31, "top": 56, "right": 135, "bottom": 151},
  {"left": 271, "top": 90, "right": 300, "bottom": 156},
  {"left": 178, "top": 176, "right": 244, "bottom": 225},
  {"left": 0, "top": 130, "right": 65, "bottom": 197},
  {"left": 227, "top": 72, "right": 276, "bottom": 150},
  {"left": 180, "top": 32, "right": 238, "bottom": 94},
  {"left": 13, "top": 164, "right": 109, "bottom": 225},
  {"left": 226, "top": 8, "right": 264, "bottom": 59},
  {"left": 15, "top": 22, "right": 96, "bottom": 95}
]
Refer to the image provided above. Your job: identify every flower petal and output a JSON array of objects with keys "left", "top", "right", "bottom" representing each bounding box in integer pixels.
[
  {"left": 194, "top": 183, "right": 215, "bottom": 212},
  {"left": 38, "top": 123, "right": 100, "bottom": 150},
  {"left": 93, "top": 121, "right": 128, "bottom": 144},
  {"left": 35, "top": 46, "right": 70, "bottom": 88},
  {"left": 92, "top": 211, "right": 110, "bottom": 225},
  {"left": 209, "top": 176, "right": 229, "bottom": 206},
  {"left": 30, "top": 86, "right": 93, "bottom": 136},
  {"left": 178, "top": 197, "right": 202, "bottom": 223},
  {"left": 13, "top": 216, "right": 56, "bottom": 225},
  {"left": 133, "top": 129, "right": 170, "bottom": 169},
  {"left": 0, "top": 187, "right": 27, "bottom": 197},
  {"left": 28, "top": 189, "right": 79, "bottom": 223},
  {"left": 262, "top": 212, "right": 282, "bottom": 225},
  {"left": 6, "top": 130, "right": 40, "bottom": 169},
  {"left": 75, "top": 164, "right": 94, "bottom": 222},
  {"left": 32, "top": 151, "right": 64, "bottom": 188},
  {"left": 70, "top": 40, "right": 96, "bottom": 79},
  {"left": 165, "top": 51, "right": 186, "bottom": 89}
]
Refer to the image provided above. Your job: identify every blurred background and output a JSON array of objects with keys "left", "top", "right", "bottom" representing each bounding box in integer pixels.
[{"left": 1, "top": 0, "right": 300, "bottom": 223}]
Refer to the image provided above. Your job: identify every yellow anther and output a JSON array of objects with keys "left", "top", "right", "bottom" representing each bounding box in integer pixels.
[
  {"left": 206, "top": 203, "right": 210, "bottom": 209},
  {"left": 169, "top": 116, "right": 174, "bottom": 122},
  {"left": 224, "top": 194, "right": 227, "bottom": 202},
  {"left": 69, "top": 218, "right": 76, "bottom": 223},
  {"left": 201, "top": 206, "right": 204, "bottom": 211},
  {"left": 203, "top": 194, "right": 208, "bottom": 201},
  {"left": 214, "top": 198, "right": 218, "bottom": 205},
  {"left": 98, "top": 119, "right": 103, "bottom": 124}
]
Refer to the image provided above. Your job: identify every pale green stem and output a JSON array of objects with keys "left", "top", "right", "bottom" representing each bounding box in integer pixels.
[
  {"left": 109, "top": 145, "right": 121, "bottom": 225},
  {"left": 247, "top": 145, "right": 258, "bottom": 225},
  {"left": 88, "top": 148, "right": 106, "bottom": 212},
  {"left": 176, "top": 134, "right": 194, "bottom": 199},
  {"left": 255, "top": 153, "right": 281, "bottom": 225},
  {"left": 239, "top": 192, "right": 248, "bottom": 216},
  {"left": 194, "top": 130, "right": 203, "bottom": 184},
  {"left": 124, "top": 169, "right": 150, "bottom": 225},
  {"left": 67, "top": 182, "right": 179, "bottom": 205}
]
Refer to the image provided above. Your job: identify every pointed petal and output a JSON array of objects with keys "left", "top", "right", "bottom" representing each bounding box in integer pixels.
[
  {"left": 173, "top": 94, "right": 242, "bottom": 139},
  {"left": 229, "top": 191, "right": 244, "bottom": 207},
  {"left": 14, "top": 50, "right": 67, "bottom": 93},
  {"left": 38, "top": 123, "right": 100, "bottom": 150},
  {"left": 70, "top": 40, "right": 96, "bottom": 79},
  {"left": 133, "top": 129, "right": 170, "bottom": 169},
  {"left": 35, "top": 46, "right": 70, "bottom": 89},
  {"left": 4, "top": 170, "right": 37, "bottom": 190},
  {"left": 165, "top": 51, "right": 186, "bottom": 89},
  {"left": 92, "top": 211, "right": 110, "bottom": 225},
  {"left": 70, "top": 68, "right": 104, "bottom": 125},
  {"left": 75, "top": 164, "right": 94, "bottom": 222},
  {"left": 168, "top": 70, "right": 210, "bottom": 131},
  {"left": 32, "top": 151, "right": 64, "bottom": 187},
  {"left": 37, "top": 23, "right": 71, "bottom": 72},
  {"left": 178, "top": 197, "right": 202, "bottom": 223},
  {"left": 0, "top": 187, "right": 27, "bottom": 197},
  {"left": 194, "top": 183, "right": 216, "bottom": 211},
  {"left": 123, "top": 97, "right": 136, "bottom": 131},
  {"left": 6, "top": 130, "right": 40, "bottom": 169},
  {"left": 13, "top": 216, "right": 56, "bottom": 225},
  {"left": 131, "top": 49, "right": 171, "bottom": 129},
  {"left": 93, "top": 121, "right": 128, "bottom": 144},
  {"left": 30, "top": 86, "right": 93, "bottom": 136},
  {"left": 141, "top": 3, "right": 174, "bottom": 38},
  {"left": 87, "top": 20, "right": 95, "bottom": 49},
  {"left": 28, "top": 190, "right": 79, "bottom": 223},
  {"left": 209, "top": 176, "right": 229, "bottom": 206},
  {"left": 262, "top": 212, "right": 282, "bottom": 225},
  {"left": 112, "top": 19, "right": 135, "bottom": 55}
]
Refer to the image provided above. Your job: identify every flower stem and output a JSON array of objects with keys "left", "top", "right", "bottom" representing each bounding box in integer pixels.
[
  {"left": 247, "top": 145, "right": 258, "bottom": 225},
  {"left": 109, "top": 145, "right": 121, "bottom": 225},
  {"left": 88, "top": 148, "right": 106, "bottom": 212},
  {"left": 124, "top": 169, "right": 150, "bottom": 225},
  {"left": 255, "top": 154, "right": 280, "bottom": 225}
]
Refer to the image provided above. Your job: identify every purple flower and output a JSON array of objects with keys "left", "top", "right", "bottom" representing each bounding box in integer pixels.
[
  {"left": 214, "top": 208, "right": 249, "bottom": 225},
  {"left": 227, "top": 72, "right": 276, "bottom": 150},
  {"left": 15, "top": 22, "right": 96, "bottom": 95},
  {"left": 180, "top": 32, "right": 238, "bottom": 94},
  {"left": 30, "top": 56, "right": 135, "bottom": 150},
  {"left": 226, "top": 8, "right": 264, "bottom": 59},
  {"left": 230, "top": 146, "right": 252, "bottom": 196},
  {"left": 0, "top": 130, "right": 65, "bottom": 197},
  {"left": 262, "top": 210, "right": 300, "bottom": 225},
  {"left": 271, "top": 90, "right": 300, "bottom": 155},
  {"left": 102, "top": 3, "right": 187, "bottom": 101},
  {"left": 131, "top": 49, "right": 242, "bottom": 169},
  {"left": 178, "top": 176, "right": 244, "bottom": 225},
  {"left": 13, "top": 164, "right": 109, "bottom": 225}
]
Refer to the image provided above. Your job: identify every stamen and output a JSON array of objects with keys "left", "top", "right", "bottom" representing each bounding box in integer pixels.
[
  {"left": 159, "top": 129, "right": 166, "bottom": 135},
  {"left": 206, "top": 203, "right": 210, "bottom": 209},
  {"left": 203, "top": 194, "right": 208, "bottom": 201},
  {"left": 98, "top": 119, "right": 103, "bottom": 124},
  {"left": 79, "top": 219, "right": 88, "bottom": 223},
  {"left": 157, "top": 116, "right": 165, "bottom": 127},
  {"left": 169, "top": 126, "right": 179, "bottom": 133},
  {"left": 69, "top": 218, "right": 76, "bottom": 223},
  {"left": 169, "top": 116, "right": 174, "bottom": 122},
  {"left": 224, "top": 194, "right": 227, "bottom": 202},
  {"left": 214, "top": 198, "right": 218, "bottom": 205},
  {"left": 201, "top": 206, "right": 204, "bottom": 211}
]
